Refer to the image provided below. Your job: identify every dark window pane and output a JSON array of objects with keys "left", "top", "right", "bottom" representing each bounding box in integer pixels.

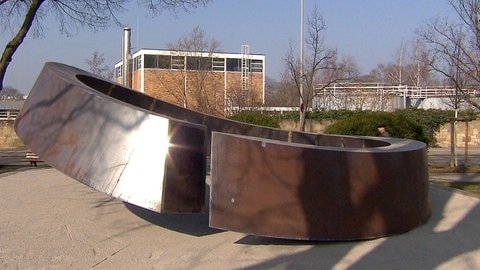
[
  {"left": 226, "top": 58, "right": 240, "bottom": 72},
  {"left": 115, "top": 66, "right": 122, "bottom": 77},
  {"left": 186, "top": 56, "right": 199, "bottom": 70},
  {"left": 144, "top": 54, "right": 157, "bottom": 68},
  {"left": 198, "top": 57, "right": 212, "bottom": 70},
  {"left": 158, "top": 55, "right": 171, "bottom": 69}
]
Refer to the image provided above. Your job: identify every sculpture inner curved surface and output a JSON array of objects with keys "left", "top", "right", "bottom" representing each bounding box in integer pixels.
[{"left": 14, "top": 62, "right": 431, "bottom": 240}]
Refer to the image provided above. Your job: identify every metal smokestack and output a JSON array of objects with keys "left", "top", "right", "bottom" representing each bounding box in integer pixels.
[{"left": 122, "top": 27, "right": 132, "bottom": 87}]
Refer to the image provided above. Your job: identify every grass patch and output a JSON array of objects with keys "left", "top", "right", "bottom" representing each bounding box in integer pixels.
[
  {"left": 429, "top": 164, "right": 480, "bottom": 173},
  {"left": 434, "top": 181, "right": 480, "bottom": 195},
  {"left": 448, "top": 182, "right": 480, "bottom": 194}
]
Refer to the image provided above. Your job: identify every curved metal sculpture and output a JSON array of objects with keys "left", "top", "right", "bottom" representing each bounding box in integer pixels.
[{"left": 15, "top": 62, "right": 431, "bottom": 240}]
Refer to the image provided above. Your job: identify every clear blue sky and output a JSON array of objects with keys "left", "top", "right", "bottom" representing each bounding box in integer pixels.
[{"left": 1, "top": 0, "right": 454, "bottom": 93}]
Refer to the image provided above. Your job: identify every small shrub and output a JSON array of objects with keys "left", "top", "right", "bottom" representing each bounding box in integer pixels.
[{"left": 395, "top": 109, "right": 451, "bottom": 145}]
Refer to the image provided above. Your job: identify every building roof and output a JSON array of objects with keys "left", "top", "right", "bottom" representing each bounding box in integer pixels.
[
  {"left": 115, "top": 48, "right": 265, "bottom": 66},
  {"left": 133, "top": 48, "right": 265, "bottom": 57}
]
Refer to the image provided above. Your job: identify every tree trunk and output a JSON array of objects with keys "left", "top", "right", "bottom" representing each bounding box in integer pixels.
[
  {"left": 299, "top": 101, "right": 306, "bottom": 131},
  {"left": 0, "top": 0, "right": 44, "bottom": 91},
  {"left": 450, "top": 119, "right": 457, "bottom": 167}
]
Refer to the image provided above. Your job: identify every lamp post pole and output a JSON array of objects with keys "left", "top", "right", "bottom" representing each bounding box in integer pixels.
[{"left": 299, "top": 0, "right": 305, "bottom": 130}]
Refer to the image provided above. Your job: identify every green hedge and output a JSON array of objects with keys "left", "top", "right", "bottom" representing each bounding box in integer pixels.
[
  {"left": 229, "top": 111, "right": 280, "bottom": 128},
  {"left": 277, "top": 109, "right": 359, "bottom": 121},
  {"left": 230, "top": 109, "right": 479, "bottom": 146},
  {"left": 280, "top": 108, "right": 478, "bottom": 146},
  {"left": 324, "top": 111, "right": 429, "bottom": 144}
]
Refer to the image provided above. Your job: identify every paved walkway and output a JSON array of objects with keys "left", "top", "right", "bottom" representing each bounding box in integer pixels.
[
  {"left": 428, "top": 147, "right": 480, "bottom": 166},
  {"left": 0, "top": 168, "right": 479, "bottom": 269}
]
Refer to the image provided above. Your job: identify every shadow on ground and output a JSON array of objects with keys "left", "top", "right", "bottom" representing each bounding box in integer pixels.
[
  {"left": 124, "top": 202, "right": 223, "bottom": 237},
  {"left": 237, "top": 186, "right": 480, "bottom": 269}
]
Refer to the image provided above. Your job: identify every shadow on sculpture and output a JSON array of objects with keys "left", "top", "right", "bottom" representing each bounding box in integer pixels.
[{"left": 14, "top": 62, "right": 431, "bottom": 241}]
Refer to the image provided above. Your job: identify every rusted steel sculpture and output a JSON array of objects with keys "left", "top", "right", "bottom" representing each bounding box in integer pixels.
[{"left": 15, "top": 62, "right": 431, "bottom": 240}]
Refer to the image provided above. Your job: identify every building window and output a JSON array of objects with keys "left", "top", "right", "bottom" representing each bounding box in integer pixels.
[
  {"left": 115, "top": 66, "right": 122, "bottom": 78},
  {"left": 250, "top": 59, "right": 263, "bottom": 72},
  {"left": 158, "top": 55, "right": 171, "bottom": 69},
  {"left": 186, "top": 56, "right": 200, "bottom": 70},
  {"left": 144, "top": 54, "right": 157, "bottom": 68},
  {"left": 199, "top": 57, "right": 212, "bottom": 70},
  {"left": 212, "top": 58, "right": 225, "bottom": 71},
  {"left": 138, "top": 53, "right": 262, "bottom": 73},
  {"left": 226, "top": 58, "right": 240, "bottom": 72},
  {"left": 133, "top": 56, "right": 142, "bottom": 71},
  {"left": 186, "top": 56, "right": 213, "bottom": 70},
  {"left": 172, "top": 56, "right": 185, "bottom": 69},
  {"left": 144, "top": 54, "right": 171, "bottom": 69}
]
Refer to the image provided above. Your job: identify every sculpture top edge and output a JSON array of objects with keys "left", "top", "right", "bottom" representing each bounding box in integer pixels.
[
  {"left": 32, "top": 62, "right": 424, "bottom": 152},
  {"left": 212, "top": 131, "right": 425, "bottom": 153}
]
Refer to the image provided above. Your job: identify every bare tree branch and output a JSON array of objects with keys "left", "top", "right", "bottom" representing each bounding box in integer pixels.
[
  {"left": 0, "top": 0, "right": 44, "bottom": 91},
  {"left": 0, "top": 0, "right": 210, "bottom": 91},
  {"left": 282, "top": 5, "right": 353, "bottom": 131},
  {"left": 418, "top": 0, "right": 480, "bottom": 109},
  {"left": 154, "top": 26, "right": 226, "bottom": 116}
]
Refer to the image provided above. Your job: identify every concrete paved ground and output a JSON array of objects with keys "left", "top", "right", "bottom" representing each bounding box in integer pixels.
[{"left": 0, "top": 168, "right": 479, "bottom": 269}]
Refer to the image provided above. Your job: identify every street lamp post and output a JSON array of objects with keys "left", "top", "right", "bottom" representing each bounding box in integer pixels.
[{"left": 299, "top": 0, "right": 305, "bottom": 129}]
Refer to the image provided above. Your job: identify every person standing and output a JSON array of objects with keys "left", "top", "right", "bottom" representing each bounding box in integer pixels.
[{"left": 377, "top": 124, "right": 391, "bottom": 137}]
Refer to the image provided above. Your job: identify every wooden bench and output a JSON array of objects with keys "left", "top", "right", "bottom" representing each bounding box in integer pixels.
[{"left": 25, "top": 150, "right": 40, "bottom": 167}]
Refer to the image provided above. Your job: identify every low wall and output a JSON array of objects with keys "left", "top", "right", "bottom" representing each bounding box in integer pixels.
[
  {"left": 280, "top": 119, "right": 480, "bottom": 147},
  {"left": 0, "top": 120, "right": 24, "bottom": 149},
  {"left": 279, "top": 119, "right": 333, "bottom": 133},
  {"left": 435, "top": 120, "right": 480, "bottom": 147}
]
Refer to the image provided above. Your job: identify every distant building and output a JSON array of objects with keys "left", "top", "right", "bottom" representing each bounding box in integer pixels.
[
  {"left": 0, "top": 97, "right": 24, "bottom": 120},
  {"left": 114, "top": 46, "right": 265, "bottom": 116}
]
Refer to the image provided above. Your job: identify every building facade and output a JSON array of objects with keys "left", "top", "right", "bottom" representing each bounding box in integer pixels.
[{"left": 115, "top": 48, "right": 265, "bottom": 116}]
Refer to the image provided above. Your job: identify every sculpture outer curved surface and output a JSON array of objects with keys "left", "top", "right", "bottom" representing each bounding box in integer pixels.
[
  {"left": 15, "top": 62, "right": 431, "bottom": 240},
  {"left": 210, "top": 133, "right": 430, "bottom": 240}
]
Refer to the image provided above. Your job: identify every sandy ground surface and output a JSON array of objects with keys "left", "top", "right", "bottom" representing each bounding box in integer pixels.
[{"left": 0, "top": 168, "right": 479, "bottom": 269}]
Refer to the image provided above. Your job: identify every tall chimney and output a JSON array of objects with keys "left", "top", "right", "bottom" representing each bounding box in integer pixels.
[{"left": 122, "top": 27, "right": 132, "bottom": 87}]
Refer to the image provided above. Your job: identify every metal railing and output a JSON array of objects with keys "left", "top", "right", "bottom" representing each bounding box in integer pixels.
[
  {"left": 315, "top": 84, "right": 480, "bottom": 99},
  {"left": 0, "top": 110, "right": 20, "bottom": 120}
]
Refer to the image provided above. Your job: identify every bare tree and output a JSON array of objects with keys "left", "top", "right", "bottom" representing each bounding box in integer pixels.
[
  {"left": 368, "top": 39, "right": 433, "bottom": 87},
  {"left": 264, "top": 72, "right": 299, "bottom": 107},
  {"left": 264, "top": 77, "right": 283, "bottom": 106},
  {"left": 153, "top": 26, "right": 224, "bottom": 115},
  {"left": 86, "top": 51, "right": 113, "bottom": 79},
  {"left": 0, "top": 86, "right": 24, "bottom": 98},
  {"left": 417, "top": 0, "right": 480, "bottom": 109},
  {"left": 284, "top": 6, "right": 348, "bottom": 131},
  {"left": 225, "top": 86, "right": 263, "bottom": 115},
  {"left": 406, "top": 39, "right": 432, "bottom": 87},
  {"left": 0, "top": 0, "right": 211, "bottom": 91},
  {"left": 391, "top": 43, "right": 406, "bottom": 85}
]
